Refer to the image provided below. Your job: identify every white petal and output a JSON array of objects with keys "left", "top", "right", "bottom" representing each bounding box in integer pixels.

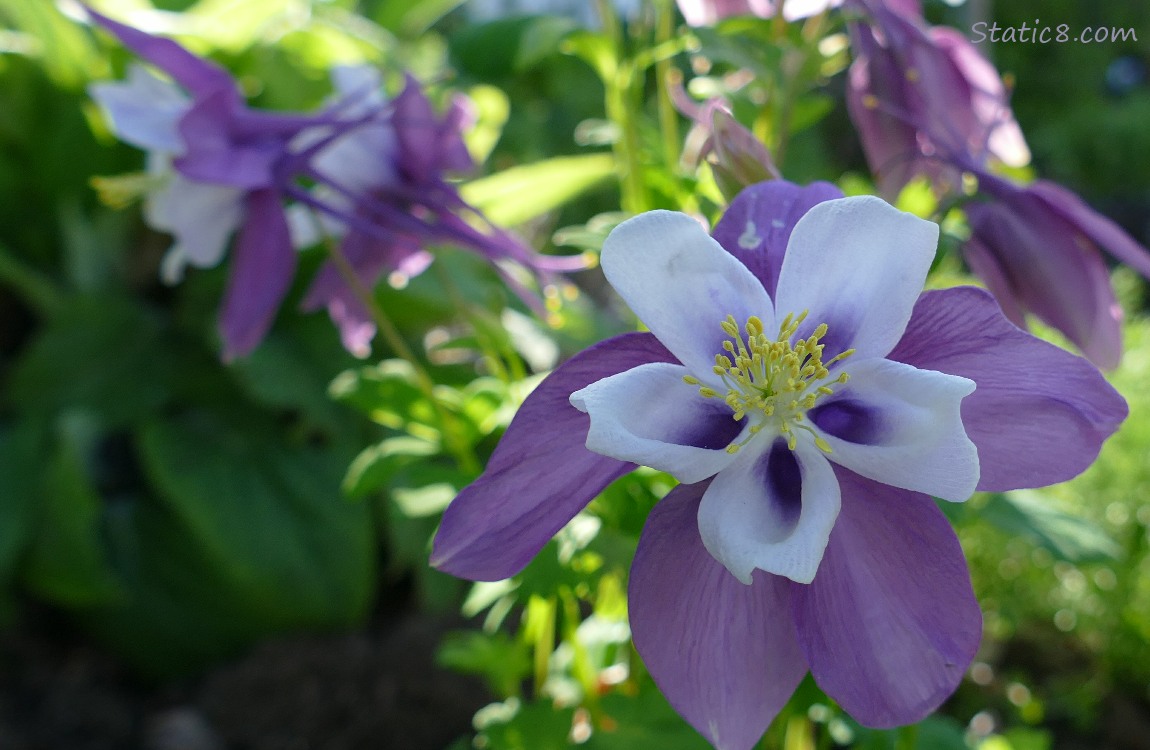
[
  {"left": 810, "top": 358, "right": 978, "bottom": 501},
  {"left": 600, "top": 211, "right": 776, "bottom": 379},
  {"left": 570, "top": 362, "right": 743, "bottom": 484},
  {"left": 295, "top": 65, "right": 396, "bottom": 195},
  {"left": 774, "top": 196, "right": 939, "bottom": 360},
  {"left": 145, "top": 171, "right": 243, "bottom": 283},
  {"left": 89, "top": 64, "right": 190, "bottom": 154},
  {"left": 698, "top": 437, "right": 841, "bottom": 585}
]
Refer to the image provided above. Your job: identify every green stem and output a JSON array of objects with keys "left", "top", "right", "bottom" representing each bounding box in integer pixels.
[
  {"left": 653, "top": 0, "right": 682, "bottom": 184},
  {"left": 322, "top": 237, "right": 481, "bottom": 476},
  {"left": 598, "top": 0, "right": 648, "bottom": 214},
  {"left": 0, "top": 242, "right": 65, "bottom": 316}
]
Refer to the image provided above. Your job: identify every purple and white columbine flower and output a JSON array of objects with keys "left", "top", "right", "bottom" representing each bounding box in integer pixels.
[
  {"left": 433, "top": 181, "right": 1126, "bottom": 749},
  {"left": 86, "top": 7, "right": 583, "bottom": 359}
]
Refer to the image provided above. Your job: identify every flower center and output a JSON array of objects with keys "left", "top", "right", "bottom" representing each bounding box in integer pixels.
[{"left": 684, "top": 311, "right": 853, "bottom": 454}]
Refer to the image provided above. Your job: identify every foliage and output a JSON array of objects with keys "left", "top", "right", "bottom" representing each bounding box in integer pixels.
[{"left": 0, "top": 0, "right": 1147, "bottom": 748}]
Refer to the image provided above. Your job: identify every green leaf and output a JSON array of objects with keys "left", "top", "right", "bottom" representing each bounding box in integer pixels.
[
  {"left": 585, "top": 689, "right": 714, "bottom": 749},
  {"left": 452, "top": 16, "right": 578, "bottom": 79},
  {"left": 79, "top": 413, "right": 374, "bottom": 675},
  {"left": 370, "top": 0, "right": 465, "bottom": 37},
  {"left": 476, "top": 698, "right": 575, "bottom": 750},
  {"left": 461, "top": 154, "right": 616, "bottom": 227},
  {"left": 343, "top": 435, "right": 440, "bottom": 499},
  {"left": 22, "top": 417, "right": 125, "bottom": 606},
  {"left": 982, "top": 491, "right": 1120, "bottom": 563},
  {"left": 8, "top": 295, "right": 176, "bottom": 427},
  {"left": 437, "top": 630, "right": 531, "bottom": 697},
  {"left": 0, "top": 422, "right": 44, "bottom": 590},
  {"left": 0, "top": 0, "right": 107, "bottom": 86},
  {"left": 329, "top": 359, "right": 440, "bottom": 437}
]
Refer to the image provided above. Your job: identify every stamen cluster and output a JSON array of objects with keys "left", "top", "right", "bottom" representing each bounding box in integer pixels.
[{"left": 684, "top": 311, "right": 853, "bottom": 453}]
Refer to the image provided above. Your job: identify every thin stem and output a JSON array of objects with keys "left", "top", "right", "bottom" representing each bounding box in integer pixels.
[
  {"left": 653, "top": 0, "right": 682, "bottom": 184},
  {"left": 0, "top": 242, "right": 65, "bottom": 316},
  {"left": 598, "top": 0, "right": 648, "bottom": 214},
  {"left": 320, "top": 233, "right": 481, "bottom": 476}
]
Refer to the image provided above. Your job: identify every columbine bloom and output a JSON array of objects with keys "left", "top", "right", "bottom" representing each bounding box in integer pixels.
[
  {"left": 86, "top": 7, "right": 581, "bottom": 359},
  {"left": 964, "top": 171, "right": 1150, "bottom": 371},
  {"left": 433, "top": 181, "right": 1126, "bottom": 749},
  {"left": 845, "top": 0, "right": 1029, "bottom": 199}
]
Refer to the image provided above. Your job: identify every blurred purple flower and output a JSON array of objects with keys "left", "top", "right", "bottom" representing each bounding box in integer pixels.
[
  {"left": 841, "top": 2, "right": 1150, "bottom": 367},
  {"left": 845, "top": 0, "right": 1028, "bottom": 199},
  {"left": 432, "top": 181, "right": 1126, "bottom": 748},
  {"left": 86, "top": 7, "right": 580, "bottom": 359},
  {"left": 965, "top": 171, "right": 1150, "bottom": 370}
]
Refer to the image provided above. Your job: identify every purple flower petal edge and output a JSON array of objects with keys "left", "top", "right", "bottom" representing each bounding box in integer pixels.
[
  {"left": 430, "top": 332, "right": 676, "bottom": 581},
  {"left": 791, "top": 467, "right": 981, "bottom": 728},
  {"left": 84, "top": 5, "right": 237, "bottom": 99},
  {"left": 630, "top": 480, "right": 807, "bottom": 750},
  {"left": 888, "top": 286, "right": 1127, "bottom": 491}
]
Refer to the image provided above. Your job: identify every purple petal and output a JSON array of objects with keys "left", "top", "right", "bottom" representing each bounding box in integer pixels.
[
  {"left": 630, "top": 480, "right": 807, "bottom": 750},
  {"left": 710, "top": 180, "right": 843, "bottom": 298},
  {"left": 930, "top": 27, "right": 1029, "bottom": 167},
  {"left": 887, "top": 286, "right": 1127, "bottom": 491},
  {"left": 431, "top": 333, "right": 676, "bottom": 581},
  {"left": 967, "top": 177, "right": 1124, "bottom": 369},
  {"left": 1029, "top": 179, "right": 1150, "bottom": 278},
  {"left": 174, "top": 90, "right": 279, "bottom": 189},
  {"left": 961, "top": 235, "right": 1027, "bottom": 328},
  {"left": 790, "top": 468, "right": 981, "bottom": 728},
  {"left": 845, "top": 23, "right": 926, "bottom": 200},
  {"left": 84, "top": 6, "right": 237, "bottom": 99},
  {"left": 392, "top": 75, "right": 441, "bottom": 185},
  {"left": 219, "top": 188, "right": 297, "bottom": 360}
]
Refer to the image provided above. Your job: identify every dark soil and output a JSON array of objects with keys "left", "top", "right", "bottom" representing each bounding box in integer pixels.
[{"left": 0, "top": 604, "right": 491, "bottom": 750}]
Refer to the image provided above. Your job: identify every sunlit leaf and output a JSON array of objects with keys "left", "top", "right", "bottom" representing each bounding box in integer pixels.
[
  {"left": 982, "top": 491, "right": 1120, "bottom": 563},
  {"left": 461, "top": 153, "right": 615, "bottom": 227}
]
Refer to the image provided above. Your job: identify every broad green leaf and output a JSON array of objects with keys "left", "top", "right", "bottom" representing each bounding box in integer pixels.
[
  {"left": 982, "top": 491, "right": 1120, "bottom": 563},
  {"left": 461, "top": 153, "right": 615, "bottom": 227},
  {"left": 9, "top": 295, "right": 176, "bottom": 428},
  {"left": 78, "top": 413, "right": 374, "bottom": 675},
  {"left": 22, "top": 417, "right": 125, "bottom": 606},
  {"left": 0, "top": 422, "right": 44, "bottom": 587}
]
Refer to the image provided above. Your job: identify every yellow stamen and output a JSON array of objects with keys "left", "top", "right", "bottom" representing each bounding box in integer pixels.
[{"left": 685, "top": 310, "right": 854, "bottom": 455}]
